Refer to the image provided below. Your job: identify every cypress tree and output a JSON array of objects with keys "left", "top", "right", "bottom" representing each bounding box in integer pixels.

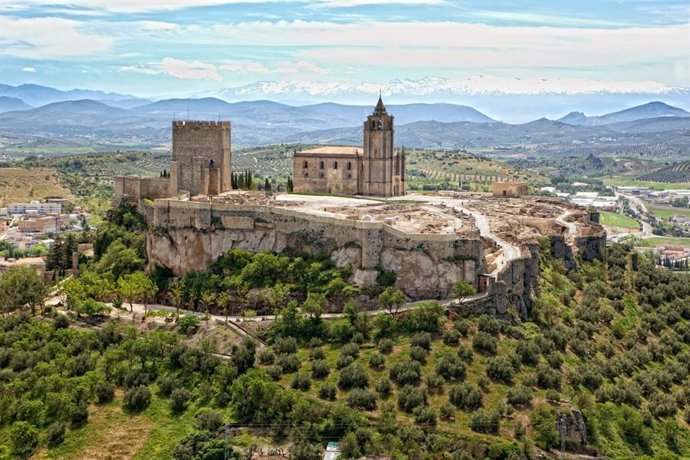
[{"left": 264, "top": 178, "right": 271, "bottom": 191}]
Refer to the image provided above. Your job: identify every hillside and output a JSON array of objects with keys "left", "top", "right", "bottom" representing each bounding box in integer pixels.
[
  {"left": 558, "top": 101, "right": 689, "bottom": 126},
  {"left": 637, "top": 161, "right": 690, "bottom": 183},
  {"left": 0, "top": 201, "right": 688, "bottom": 459},
  {"left": 0, "top": 168, "right": 72, "bottom": 204}
]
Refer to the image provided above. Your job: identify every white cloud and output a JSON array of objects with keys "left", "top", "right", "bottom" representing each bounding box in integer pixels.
[
  {"left": 220, "top": 62, "right": 270, "bottom": 74},
  {"left": 312, "top": 0, "right": 445, "bottom": 6},
  {"left": 120, "top": 57, "right": 223, "bottom": 81},
  {"left": 21, "top": 66, "right": 36, "bottom": 72},
  {"left": 0, "top": 16, "right": 112, "bottom": 58},
  {"left": 193, "top": 21, "right": 689, "bottom": 78},
  {"left": 0, "top": 0, "right": 298, "bottom": 13},
  {"left": 220, "top": 60, "right": 329, "bottom": 75}
]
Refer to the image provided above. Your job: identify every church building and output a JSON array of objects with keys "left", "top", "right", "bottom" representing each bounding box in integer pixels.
[{"left": 292, "top": 96, "right": 405, "bottom": 197}]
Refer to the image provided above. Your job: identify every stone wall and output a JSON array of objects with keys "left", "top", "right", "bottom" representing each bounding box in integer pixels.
[
  {"left": 146, "top": 200, "right": 485, "bottom": 300},
  {"left": 292, "top": 155, "right": 360, "bottom": 194}
]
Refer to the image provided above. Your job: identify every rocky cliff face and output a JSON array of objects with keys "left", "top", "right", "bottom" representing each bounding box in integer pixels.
[{"left": 148, "top": 226, "right": 478, "bottom": 301}]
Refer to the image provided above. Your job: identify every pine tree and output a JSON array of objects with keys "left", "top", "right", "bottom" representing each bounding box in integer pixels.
[{"left": 46, "top": 237, "right": 63, "bottom": 271}]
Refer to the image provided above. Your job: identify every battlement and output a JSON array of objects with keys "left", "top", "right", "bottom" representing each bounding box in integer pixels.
[{"left": 172, "top": 120, "right": 231, "bottom": 129}]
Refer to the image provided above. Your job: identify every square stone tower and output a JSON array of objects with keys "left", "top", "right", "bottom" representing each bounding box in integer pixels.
[
  {"left": 362, "top": 96, "right": 405, "bottom": 197},
  {"left": 169, "top": 121, "right": 232, "bottom": 197}
]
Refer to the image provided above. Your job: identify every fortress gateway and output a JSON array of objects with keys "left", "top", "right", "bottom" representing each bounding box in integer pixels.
[{"left": 113, "top": 98, "right": 605, "bottom": 313}]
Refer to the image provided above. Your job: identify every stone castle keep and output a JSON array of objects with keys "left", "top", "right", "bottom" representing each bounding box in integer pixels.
[
  {"left": 114, "top": 120, "right": 232, "bottom": 206},
  {"left": 292, "top": 96, "right": 406, "bottom": 197},
  {"left": 113, "top": 98, "right": 605, "bottom": 313}
]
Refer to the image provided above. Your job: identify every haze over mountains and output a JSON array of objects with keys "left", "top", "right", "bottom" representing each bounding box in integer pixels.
[{"left": 0, "top": 82, "right": 688, "bottom": 152}]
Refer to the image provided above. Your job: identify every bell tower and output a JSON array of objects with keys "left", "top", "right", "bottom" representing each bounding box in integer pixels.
[{"left": 362, "top": 95, "right": 395, "bottom": 197}]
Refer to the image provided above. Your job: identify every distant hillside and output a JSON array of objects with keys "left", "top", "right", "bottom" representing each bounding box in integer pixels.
[
  {"left": 558, "top": 101, "right": 689, "bottom": 126},
  {"left": 637, "top": 161, "right": 690, "bottom": 183},
  {"left": 0, "top": 96, "right": 31, "bottom": 113},
  {"left": 0, "top": 83, "right": 142, "bottom": 107}
]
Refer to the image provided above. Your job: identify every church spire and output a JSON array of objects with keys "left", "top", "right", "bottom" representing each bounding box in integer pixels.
[{"left": 373, "top": 92, "right": 387, "bottom": 115}]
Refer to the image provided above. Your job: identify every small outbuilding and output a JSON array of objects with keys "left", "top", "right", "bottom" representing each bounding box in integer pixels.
[{"left": 492, "top": 181, "right": 528, "bottom": 198}]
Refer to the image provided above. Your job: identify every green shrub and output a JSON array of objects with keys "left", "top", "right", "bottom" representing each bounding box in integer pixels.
[
  {"left": 338, "top": 364, "right": 369, "bottom": 390},
  {"left": 469, "top": 409, "right": 500, "bottom": 434},
  {"left": 486, "top": 356, "right": 515, "bottom": 383},
  {"left": 477, "top": 315, "right": 502, "bottom": 335},
  {"left": 507, "top": 386, "right": 533, "bottom": 406},
  {"left": 309, "top": 347, "right": 325, "bottom": 361},
  {"left": 46, "top": 421, "right": 65, "bottom": 447},
  {"left": 411, "top": 332, "right": 432, "bottom": 350},
  {"left": 257, "top": 348, "right": 276, "bottom": 365},
  {"left": 95, "top": 381, "right": 115, "bottom": 403},
  {"left": 291, "top": 372, "right": 312, "bottom": 391},
  {"left": 266, "top": 365, "right": 282, "bottom": 381},
  {"left": 340, "top": 343, "right": 360, "bottom": 358},
  {"left": 273, "top": 336, "right": 298, "bottom": 355},
  {"left": 454, "top": 319, "right": 469, "bottom": 335},
  {"left": 516, "top": 340, "right": 540, "bottom": 365},
  {"left": 346, "top": 389, "right": 377, "bottom": 411},
  {"left": 70, "top": 400, "right": 89, "bottom": 426},
  {"left": 11, "top": 421, "right": 39, "bottom": 457},
  {"left": 319, "top": 382, "right": 337, "bottom": 400},
  {"left": 53, "top": 314, "right": 69, "bottom": 330},
  {"left": 389, "top": 360, "right": 422, "bottom": 386},
  {"left": 443, "top": 329, "right": 461, "bottom": 345},
  {"left": 440, "top": 402, "right": 455, "bottom": 421},
  {"left": 425, "top": 374, "right": 445, "bottom": 393},
  {"left": 376, "top": 378, "right": 393, "bottom": 397},
  {"left": 531, "top": 405, "right": 558, "bottom": 450},
  {"left": 537, "top": 364, "right": 562, "bottom": 390},
  {"left": 378, "top": 338, "right": 394, "bottom": 354},
  {"left": 435, "top": 353, "right": 466, "bottom": 382},
  {"left": 457, "top": 345, "right": 474, "bottom": 363},
  {"left": 368, "top": 353, "right": 385, "bottom": 370},
  {"left": 178, "top": 315, "right": 200, "bottom": 335},
  {"left": 124, "top": 385, "right": 152, "bottom": 412},
  {"left": 332, "top": 342, "right": 357, "bottom": 362},
  {"left": 397, "top": 385, "right": 428, "bottom": 413},
  {"left": 171, "top": 388, "right": 191, "bottom": 413},
  {"left": 409, "top": 346, "right": 428, "bottom": 364},
  {"left": 413, "top": 406, "right": 437, "bottom": 426},
  {"left": 276, "top": 353, "right": 300, "bottom": 373},
  {"left": 449, "top": 383, "right": 483, "bottom": 410},
  {"left": 195, "top": 409, "right": 224, "bottom": 431},
  {"left": 472, "top": 332, "right": 497, "bottom": 355},
  {"left": 311, "top": 359, "right": 330, "bottom": 379}
]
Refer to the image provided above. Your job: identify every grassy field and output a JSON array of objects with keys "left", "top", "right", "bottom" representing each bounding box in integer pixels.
[
  {"left": 646, "top": 204, "right": 690, "bottom": 220},
  {"left": 603, "top": 176, "right": 690, "bottom": 191},
  {"left": 0, "top": 168, "right": 72, "bottom": 204},
  {"left": 598, "top": 211, "right": 639, "bottom": 229},
  {"left": 629, "top": 236, "right": 690, "bottom": 248}
]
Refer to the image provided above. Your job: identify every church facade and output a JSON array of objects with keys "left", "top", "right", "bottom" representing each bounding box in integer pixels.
[{"left": 292, "top": 97, "right": 405, "bottom": 197}]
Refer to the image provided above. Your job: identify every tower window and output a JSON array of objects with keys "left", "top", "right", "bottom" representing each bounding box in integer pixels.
[
  {"left": 303, "top": 160, "right": 308, "bottom": 169},
  {"left": 319, "top": 161, "right": 324, "bottom": 170},
  {"left": 347, "top": 162, "right": 352, "bottom": 170},
  {"left": 334, "top": 161, "right": 338, "bottom": 170}
]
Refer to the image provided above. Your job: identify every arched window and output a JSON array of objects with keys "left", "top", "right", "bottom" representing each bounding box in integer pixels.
[
  {"left": 347, "top": 162, "right": 352, "bottom": 170},
  {"left": 303, "top": 160, "right": 308, "bottom": 169},
  {"left": 371, "top": 120, "right": 376, "bottom": 129},
  {"left": 377, "top": 120, "right": 383, "bottom": 129},
  {"left": 319, "top": 161, "right": 324, "bottom": 170},
  {"left": 334, "top": 161, "right": 338, "bottom": 170}
]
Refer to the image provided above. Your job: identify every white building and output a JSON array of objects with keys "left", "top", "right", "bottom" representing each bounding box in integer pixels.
[{"left": 8, "top": 201, "right": 62, "bottom": 215}]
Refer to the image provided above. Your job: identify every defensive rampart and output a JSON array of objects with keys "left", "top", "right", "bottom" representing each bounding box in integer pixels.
[{"left": 146, "top": 199, "right": 485, "bottom": 300}]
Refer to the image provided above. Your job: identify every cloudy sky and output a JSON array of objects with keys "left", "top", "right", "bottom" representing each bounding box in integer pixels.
[{"left": 0, "top": 0, "right": 688, "bottom": 97}]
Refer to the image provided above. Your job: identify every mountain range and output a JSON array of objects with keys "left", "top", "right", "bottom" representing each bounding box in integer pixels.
[{"left": 0, "top": 82, "right": 688, "bottom": 152}]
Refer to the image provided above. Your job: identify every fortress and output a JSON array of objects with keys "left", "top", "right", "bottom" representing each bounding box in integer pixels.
[{"left": 113, "top": 98, "right": 605, "bottom": 316}]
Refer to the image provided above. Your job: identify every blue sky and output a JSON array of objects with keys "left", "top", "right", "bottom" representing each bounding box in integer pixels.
[{"left": 0, "top": 0, "right": 688, "bottom": 97}]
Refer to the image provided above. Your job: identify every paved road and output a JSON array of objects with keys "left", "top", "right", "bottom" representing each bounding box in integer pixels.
[{"left": 616, "top": 192, "right": 652, "bottom": 236}]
